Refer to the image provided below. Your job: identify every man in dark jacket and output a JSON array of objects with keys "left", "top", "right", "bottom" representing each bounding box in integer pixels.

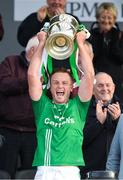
[
  {"left": 80, "top": 72, "right": 123, "bottom": 179},
  {"left": 17, "top": 0, "right": 80, "bottom": 47},
  {"left": 0, "top": 36, "right": 39, "bottom": 178}
]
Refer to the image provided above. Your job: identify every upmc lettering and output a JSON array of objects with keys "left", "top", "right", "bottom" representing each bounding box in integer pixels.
[
  {"left": 66, "top": 1, "right": 123, "bottom": 22},
  {"left": 66, "top": 2, "right": 98, "bottom": 18}
]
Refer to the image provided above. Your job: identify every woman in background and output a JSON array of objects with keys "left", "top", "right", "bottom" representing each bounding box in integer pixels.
[{"left": 88, "top": 2, "right": 123, "bottom": 102}]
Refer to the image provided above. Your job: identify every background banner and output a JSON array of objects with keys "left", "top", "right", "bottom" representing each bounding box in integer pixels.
[{"left": 14, "top": 0, "right": 123, "bottom": 22}]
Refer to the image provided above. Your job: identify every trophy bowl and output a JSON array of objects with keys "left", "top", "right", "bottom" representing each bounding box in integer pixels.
[{"left": 45, "top": 14, "right": 79, "bottom": 60}]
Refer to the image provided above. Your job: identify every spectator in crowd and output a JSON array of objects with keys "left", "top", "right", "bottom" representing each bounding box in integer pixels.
[
  {"left": 80, "top": 72, "right": 123, "bottom": 179},
  {"left": 0, "top": 14, "right": 4, "bottom": 41},
  {"left": 88, "top": 2, "right": 123, "bottom": 102},
  {"left": 27, "top": 29, "right": 94, "bottom": 180},
  {"left": 0, "top": 36, "right": 39, "bottom": 178},
  {"left": 17, "top": 0, "right": 80, "bottom": 47},
  {"left": 106, "top": 113, "right": 123, "bottom": 179}
]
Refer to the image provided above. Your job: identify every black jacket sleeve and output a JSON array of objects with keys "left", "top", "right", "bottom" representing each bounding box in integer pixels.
[
  {"left": 0, "top": 14, "right": 4, "bottom": 41},
  {"left": 110, "top": 30, "right": 123, "bottom": 64},
  {"left": 17, "top": 12, "right": 45, "bottom": 47}
]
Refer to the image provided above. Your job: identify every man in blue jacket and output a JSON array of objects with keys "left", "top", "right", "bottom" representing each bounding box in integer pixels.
[{"left": 106, "top": 113, "right": 123, "bottom": 179}]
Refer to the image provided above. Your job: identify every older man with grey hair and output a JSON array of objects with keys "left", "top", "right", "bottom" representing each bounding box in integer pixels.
[{"left": 80, "top": 72, "right": 123, "bottom": 179}]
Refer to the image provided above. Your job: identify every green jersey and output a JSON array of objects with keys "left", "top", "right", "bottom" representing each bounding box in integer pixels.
[{"left": 32, "top": 93, "right": 90, "bottom": 167}]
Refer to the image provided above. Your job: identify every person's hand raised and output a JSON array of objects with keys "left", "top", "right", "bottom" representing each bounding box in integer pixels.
[
  {"left": 37, "top": 31, "right": 47, "bottom": 48},
  {"left": 107, "top": 102, "right": 121, "bottom": 120},
  {"left": 96, "top": 100, "right": 108, "bottom": 124}
]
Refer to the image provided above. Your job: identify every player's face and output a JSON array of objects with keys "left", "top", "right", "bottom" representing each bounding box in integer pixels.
[{"left": 50, "top": 72, "right": 73, "bottom": 104}]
